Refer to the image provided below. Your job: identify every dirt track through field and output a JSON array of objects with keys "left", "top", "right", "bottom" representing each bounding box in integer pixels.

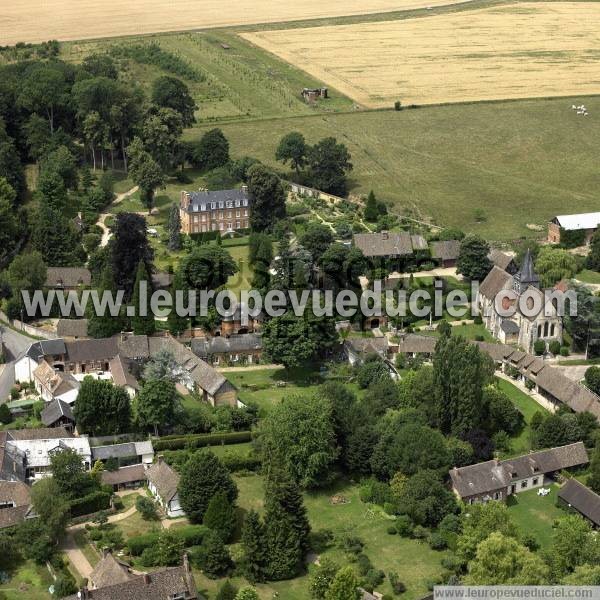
[
  {"left": 243, "top": 2, "right": 600, "bottom": 107},
  {"left": 1, "top": 0, "right": 473, "bottom": 45}
]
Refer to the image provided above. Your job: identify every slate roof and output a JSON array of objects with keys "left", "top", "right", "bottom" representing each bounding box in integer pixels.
[
  {"left": 395, "top": 334, "right": 437, "bottom": 354},
  {"left": 65, "top": 338, "right": 119, "bottom": 364},
  {"left": 500, "top": 320, "right": 520, "bottom": 334},
  {"left": 22, "top": 339, "right": 67, "bottom": 362},
  {"left": 56, "top": 319, "right": 88, "bottom": 339},
  {"left": 101, "top": 464, "right": 147, "bottom": 487},
  {"left": 64, "top": 559, "right": 198, "bottom": 600},
  {"left": 450, "top": 459, "right": 511, "bottom": 498},
  {"left": 431, "top": 240, "right": 461, "bottom": 261},
  {"left": 479, "top": 266, "right": 512, "bottom": 299},
  {"left": 535, "top": 368, "right": 600, "bottom": 416},
  {"left": 191, "top": 334, "right": 263, "bottom": 358},
  {"left": 45, "top": 267, "right": 91, "bottom": 288},
  {"left": 117, "top": 335, "right": 150, "bottom": 360},
  {"left": 450, "top": 442, "right": 589, "bottom": 499},
  {"left": 184, "top": 187, "right": 250, "bottom": 213},
  {"left": 0, "top": 480, "right": 31, "bottom": 507},
  {"left": 146, "top": 459, "right": 180, "bottom": 504},
  {"left": 558, "top": 479, "right": 600, "bottom": 526},
  {"left": 0, "top": 505, "right": 32, "bottom": 529},
  {"left": 6, "top": 427, "right": 72, "bottom": 441},
  {"left": 344, "top": 337, "right": 389, "bottom": 357},
  {"left": 148, "top": 336, "right": 232, "bottom": 397},
  {"left": 41, "top": 399, "right": 75, "bottom": 427},
  {"left": 502, "top": 442, "right": 588, "bottom": 480},
  {"left": 471, "top": 341, "right": 513, "bottom": 362},
  {"left": 92, "top": 441, "right": 153, "bottom": 461},
  {"left": 353, "top": 232, "right": 414, "bottom": 257}
]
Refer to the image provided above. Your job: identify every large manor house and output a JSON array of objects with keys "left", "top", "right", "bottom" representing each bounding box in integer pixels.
[{"left": 179, "top": 187, "right": 251, "bottom": 235}]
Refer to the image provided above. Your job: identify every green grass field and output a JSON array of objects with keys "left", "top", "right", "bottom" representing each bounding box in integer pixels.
[
  {"left": 0, "top": 560, "right": 52, "bottom": 600},
  {"left": 193, "top": 474, "right": 446, "bottom": 600},
  {"left": 506, "top": 484, "right": 564, "bottom": 548},
  {"left": 60, "top": 25, "right": 600, "bottom": 242},
  {"left": 189, "top": 97, "right": 600, "bottom": 241},
  {"left": 496, "top": 377, "right": 549, "bottom": 457}
]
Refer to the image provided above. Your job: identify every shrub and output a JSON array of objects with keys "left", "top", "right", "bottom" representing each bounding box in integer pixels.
[
  {"left": 387, "top": 526, "right": 398, "bottom": 535},
  {"left": 389, "top": 571, "right": 406, "bottom": 595},
  {"left": 127, "top": 532, "right": 160, "bottom": 556},
  {"left": 412, "top": 525, "right": 429, "bottom": 540},
  {"left": 136, "top": 496, "right": 158, "bottom": 521},
  {"left": 0, "top": 404, "right": 12, "bottom": 425},
  {"left": 428, "top": 532, "right": 447, "bottom": 550},
  {"left": 173, "top": 524, "right": 209, "bottom": 547},
  {"left": 549, "top": 340, "right": 561, "bottom": 355},
  {"left": 534, "top": 340, "right": 546, "bottom": 355},
  {"left": 473, "top": 315, "right": 483, "bottom": 325},
  {"left": 394, "top": 101, "right": 402, "bottom": 111},
  {"left": 560, "top": 346, "right": 570, "bottom": 357},
  {"left": 153, "top": 431, "right": 253, "bottom": 451},
  {"left": 340, "top": 534, "right": 364, "bottom": 555},
  {"left": 364, "top": 568, "right": 385, "bottom": 590},
  {"left": 356, "top": 553, "right": 372, "bottom": 576},
  {"left": 525, "top": 379, "right": 535, "bottom": 391},
  {"left": 69, "top": 491, "right": 111, "bottom": 517},
  {"left": 395, "top": 515, "right": 414, "bottom": 537}
]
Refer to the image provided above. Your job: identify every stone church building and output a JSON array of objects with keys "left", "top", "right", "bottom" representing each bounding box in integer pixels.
[{"left": 477, "top": 250, "right": 562, "bottom": 353}]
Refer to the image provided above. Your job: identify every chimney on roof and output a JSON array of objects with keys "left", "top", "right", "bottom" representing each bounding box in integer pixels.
[
  {"left": 157, "top": 455, "right": 164, "bottom": 464},
  {"left": 143, "top": 573, "right": 151, "bottom": 585},
  {"left": 241, "top": 184, "right": 248, "bottom": 194},
  {"left": 382, "top": 230, "right": 389, "bottom": 240},
  {"left": 452, "top": 466, "right": 459, "bottom": 475},
  {"left": 102, "top": 548, "right": 110, "bottom": 558}
]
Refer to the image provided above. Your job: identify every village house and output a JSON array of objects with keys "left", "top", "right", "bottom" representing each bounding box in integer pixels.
[
  {"left": 40, "top": 398, "right": 76, "bottom": 432},
  {"left": 88, "top": 550, "right": 134, "bottom": 590},
  {"left": 477, "top": 250, "right": 562, "bottom": 353},
  {"left": 45, "top": 267, "right": 91, "bottom": 291},
  {"left": 431, "top": 240, "right": 461, "bottom": 268},
  {"left": 344, "top": 337, "right": 390, "bottom": 366},
  {"left": 0, "top": 480, "right": 34, "bottom": 530},
  {"left": 146, "top": 456, "right": 184, "bottom": 518},
  {"left": 558, "top": 479, "right": 600, "bottom": 528},
  {"left": 91, "top": 440, "right": 154, "bottom": 469},
  {"left": 353, "top": 231, "right": 428, "bottom": 260},
  {"left": 65, "top": 554, "right": 198, "bottom": 600},
  {"left": 56, "top": 319, "right": 89, "bottom": 340},
  {"left": 191, "top": 333, "right": 263, "bottom": 365},
  {"left": 16, "top": 333, "right": 239, "bottom": 407},
  {"left": 179, "top": 187, "right": 250, "bottom": 235},
  {"left": 548, "top": 212, "right": 600, "bottom": 245},
  {"left": 101, "top": 463, "right": 147, "bottom": 492},
  {"left": 394, "top": 333, "right": 437, "bottom": 359},
  {"left": 449, "top": 442, "right": 589, "bottom": 504}
]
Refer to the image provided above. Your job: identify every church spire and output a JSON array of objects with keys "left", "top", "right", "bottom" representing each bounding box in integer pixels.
[{"left": 513, "top": 249, "right": 540, "bottom": 293}]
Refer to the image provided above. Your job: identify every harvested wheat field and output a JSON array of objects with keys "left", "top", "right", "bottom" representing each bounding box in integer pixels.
[
  {"left": 0, "top": 0, "right": 473, "bottom": 46},
  {"left": 243, "top": 2, "right": 600, "bottom": 107}
]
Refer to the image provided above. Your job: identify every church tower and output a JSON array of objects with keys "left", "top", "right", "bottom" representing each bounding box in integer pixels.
[{"left": 512, "top": 249, "right": 540, "bottom": 294}]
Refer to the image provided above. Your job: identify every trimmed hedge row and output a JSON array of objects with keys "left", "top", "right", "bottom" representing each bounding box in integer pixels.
[
  {"left": 70, "top": 491, "right": 112, "bottom": 518},
  {"left": 127, "top": 525, "right": 208, "bottom": 556},
  {"left": 162, "top": 448, "right": 261, "bottom": 473},
  {"left": 153, "top": 431, "right": 253, "bottom": 451}
]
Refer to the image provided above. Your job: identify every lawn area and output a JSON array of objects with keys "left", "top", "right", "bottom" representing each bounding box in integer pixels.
[
  {"left": 496, "top": 378, "right": 549, "bottom": 458},
  {"left": 419, "top": 322, "right": 494, "bottom": 342},
  {"left": 206, "top": 474, "right": 447, "bottom": 600},
  {"left": 191, "top": 96, "right": 600, "bottom": 241},
  {"left": 225, "top": 366, "right": 324, "bottom": 415},
  {"left": 0, "top": 560, "right": 53, "bottom": 600},
  {"left": 506, "top": 484, "right": 565, "bottom": 548},
  {"left": 575, "top": 269, "right": 600, "bottom": 285},
  {"left": 114, "top": 510, "right": 162, "bottom": 539}
]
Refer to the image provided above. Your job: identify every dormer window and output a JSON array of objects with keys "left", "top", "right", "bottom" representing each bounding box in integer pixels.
[
  {"left": 243, "top": 199, "right": 248, "bottom": 206},
  {"left": 211, "top": 202, "right": 216, "bottom": 209},
  {"left": 219, "top": 201, "right": 224, "bottom": 208}
]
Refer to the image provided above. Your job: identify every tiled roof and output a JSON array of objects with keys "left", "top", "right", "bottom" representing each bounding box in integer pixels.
[
  {"left": 479, "top": 266, "right": 512, "bottom": 299},
  {"left": 395, "top": 334, "right": 437, "bottom": 354},
  {"left": 101, "top": 464, "right": 147, "bottom": 487},
  {"left": 6, "top": 427, "right": 73, "bottom": 441},
  {"left": 431, "top": 240, "right": 461, "bottom": 261},
  {"left": 57, "top": 319, "right": 88, "bottom": 339},
  {"left": 92, "top": 441, "right": 153, "bottom": 461},
  {"left": 146, "top": 459, "right": 179, "bottom": 504},
  {"left": 489, "top": 249, "right": 516, "bottom": 272},
  {"left": 64, "top": 559, "right": 198, "bottom": 600},
  {"left": 353, "top": 232, "right": 414, "bottom": 257},
  {"left": 90, "top": 552, "right": 134, "bottom": 590},
  {"left": 109, "top": 356, "right": 139, "bottom": 390},
  {"left": 191, "top": 334, "right": 263, "bottom": 358},
  {"left": 40, "top": 399, "right": 75, "bottom": 427},
  {"left": 65, "top": 338, "right": 119, "bottom": 363},
  {"left": 451, "top": 442, "right": 589, "bottom": 499},
  {"left": 344, "top": 337, "right": 389, "bottom": 356},
  {"left": 46, "top": 267, "right": 91, "bottom": 288},
  {"left": 558, "top": 479, "right": 600, "bottom": 526},
  {"left": 0, "top": 480, "right": 31, "bottom": 507}
]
